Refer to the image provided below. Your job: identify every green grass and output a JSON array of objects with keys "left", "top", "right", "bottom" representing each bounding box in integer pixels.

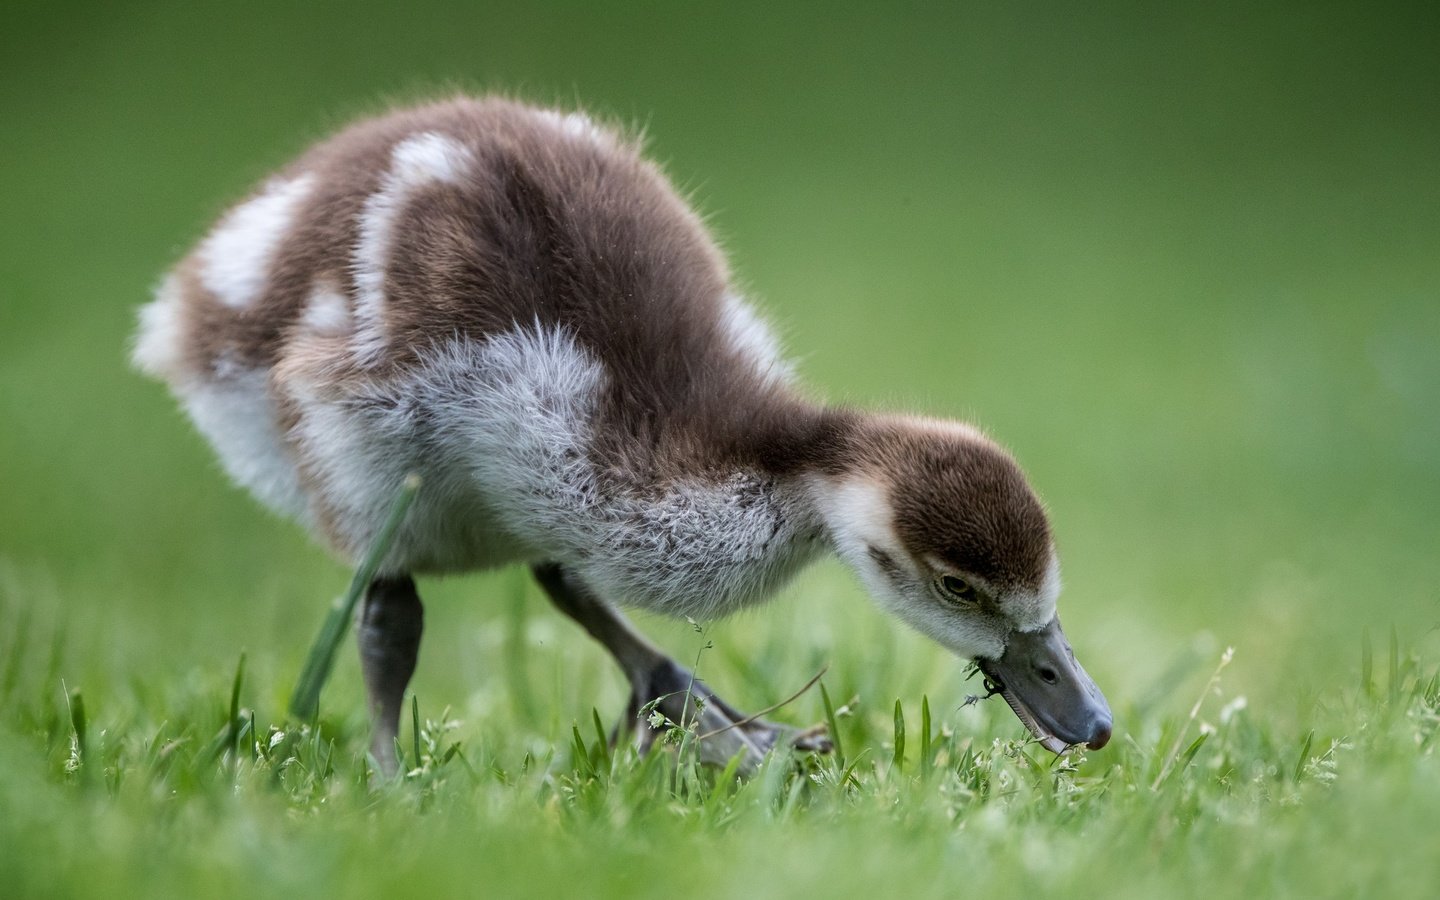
[
  {"left": 2, "top": 2, "right": 1438, "bottom": 898},
  {"left": 3, "top": 578, "right": 1440, "bottom": 898}
]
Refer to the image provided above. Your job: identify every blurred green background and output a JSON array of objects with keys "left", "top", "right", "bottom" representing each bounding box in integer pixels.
[{"left": 2, "top": 0, "right": 1438, "bottom": 784}]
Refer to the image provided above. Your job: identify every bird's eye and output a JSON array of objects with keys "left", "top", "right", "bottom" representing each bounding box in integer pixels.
[{"left": 939, "top": 575, "right": 978, "bottom": 604}]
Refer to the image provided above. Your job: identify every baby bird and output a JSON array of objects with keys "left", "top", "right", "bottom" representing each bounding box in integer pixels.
[{"left": 133, "top": 96, "right": 1111, "bottom": 773}]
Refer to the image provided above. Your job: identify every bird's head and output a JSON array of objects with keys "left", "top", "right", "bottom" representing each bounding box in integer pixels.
[{"left": 812, "top": 415, "right": 1112, "bottom": 752}]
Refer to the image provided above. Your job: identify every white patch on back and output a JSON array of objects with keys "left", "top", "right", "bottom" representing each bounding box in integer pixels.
[
  {"left": 131, "top": 273, "right": 187, "bottom": 379},
  {"left": 199, "top": 174, "right": 315, "bottom": 309},
  {"left": 720, "top": 292, "right": 795, "bottom": 386},
  {"left": 533, "top": 109, "right": 613, "bottom": 146},
  {"left": 351, "top": 132, "right": 474, "bottom": 364},
  {"left": 301, "top": 282, "right": 351, "bottom": 334}
]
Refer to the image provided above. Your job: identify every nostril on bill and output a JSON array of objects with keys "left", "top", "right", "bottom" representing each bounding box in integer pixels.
[
  {"left": 1036, "top": 665, "right": 1058, "bottom": 684},
  {"left": 1087, "top": 720, "right": 1113, "bottom": 750}
]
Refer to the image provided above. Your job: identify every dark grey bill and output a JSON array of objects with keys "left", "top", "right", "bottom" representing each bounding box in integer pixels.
[{"left": 976, "top": 617, "right": 1112, "bottom": 753}]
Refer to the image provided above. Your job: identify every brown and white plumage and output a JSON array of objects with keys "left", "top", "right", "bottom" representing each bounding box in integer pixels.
[{"left": 134, "top": 96, "right": 1110, "bottom": 771}]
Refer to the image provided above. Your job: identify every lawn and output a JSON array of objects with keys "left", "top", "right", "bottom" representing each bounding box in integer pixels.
[{"left": 2, "top": 3, "right": 1438, "bottom": 898}]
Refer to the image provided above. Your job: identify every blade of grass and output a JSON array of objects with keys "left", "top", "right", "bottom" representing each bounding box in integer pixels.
[
  {"left": 1174, "top": 732, "right": 1209, "bottom": 783},
  {"left": 65, "top": 682, "right": 88, "bottom": 784},
  {"left": 891, "top": 699, "right": 905, "bottom": 774},
  {"left": 289, "top": 474, "right": 422, "bottom": 719},
  {"left": 1293, "top": 729, "right": 1315, "bottom": 783},
  {"left": 228, "top": 652, "right": 246, "bottom": 758},
  {"left": 591, "top": 707, "right": 612, "bottom": 773},
  {"left": 707, "top": 750, "right": 747, "bottom": 809},
  {"left": 411, "top": 694, "right": 422, "bottom": 771},
  {"left": 571, "top": 723, "right": 595, "bottom": 778},
  {"left": 839, "top": 750, "right": 869, "bottom": 791},
  {"left": 820, "top": 682, "right": 845, "bottom": 772},
  {"left": 920, "top": 695, "right": 933, "bottom": 779},
  {"left": 778, "top": 765, "right": 807, "bottom": 823},
  {"left": 234, "top": 717, "right": 253, "bottom": 756}
]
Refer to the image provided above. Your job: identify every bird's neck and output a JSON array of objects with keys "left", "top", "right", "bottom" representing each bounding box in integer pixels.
[{"left": 571, "top": 401, "right": 869, "bottom": 619}]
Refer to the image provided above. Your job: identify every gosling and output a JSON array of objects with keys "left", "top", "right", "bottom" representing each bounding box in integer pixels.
[{"left": 132, "top": 96, "right": 1112, "bottom": 774}]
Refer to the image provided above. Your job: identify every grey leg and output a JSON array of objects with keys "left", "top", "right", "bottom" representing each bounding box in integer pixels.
[
  {"left": 357, "top": 574, "right": 424, "bottom": 776},
  {"left": 531, "top": 562, "right": 829, "bottom": 771}
]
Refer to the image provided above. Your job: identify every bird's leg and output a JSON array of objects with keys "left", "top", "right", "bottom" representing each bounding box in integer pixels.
[
  {"left": 531, "top": 562, "right": 830, "bottom": 772},
  {"left": 357, "top": 574, "right": 424, "bottom": 777}
]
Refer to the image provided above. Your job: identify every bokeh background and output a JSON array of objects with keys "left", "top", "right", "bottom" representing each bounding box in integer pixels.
[{"left": 2, "top": 0, "right": 1438, "bottom": 806}]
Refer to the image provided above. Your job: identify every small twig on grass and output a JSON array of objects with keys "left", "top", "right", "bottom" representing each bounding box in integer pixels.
[
  {"left": 697, "top": 664, "right": 830, "bottom": 740},
  {"left": 289, "top": 474, "right": 422, "bottom": 720},
  {"left": 677, "top": 616, "right": 713, "bottom": 735}
]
